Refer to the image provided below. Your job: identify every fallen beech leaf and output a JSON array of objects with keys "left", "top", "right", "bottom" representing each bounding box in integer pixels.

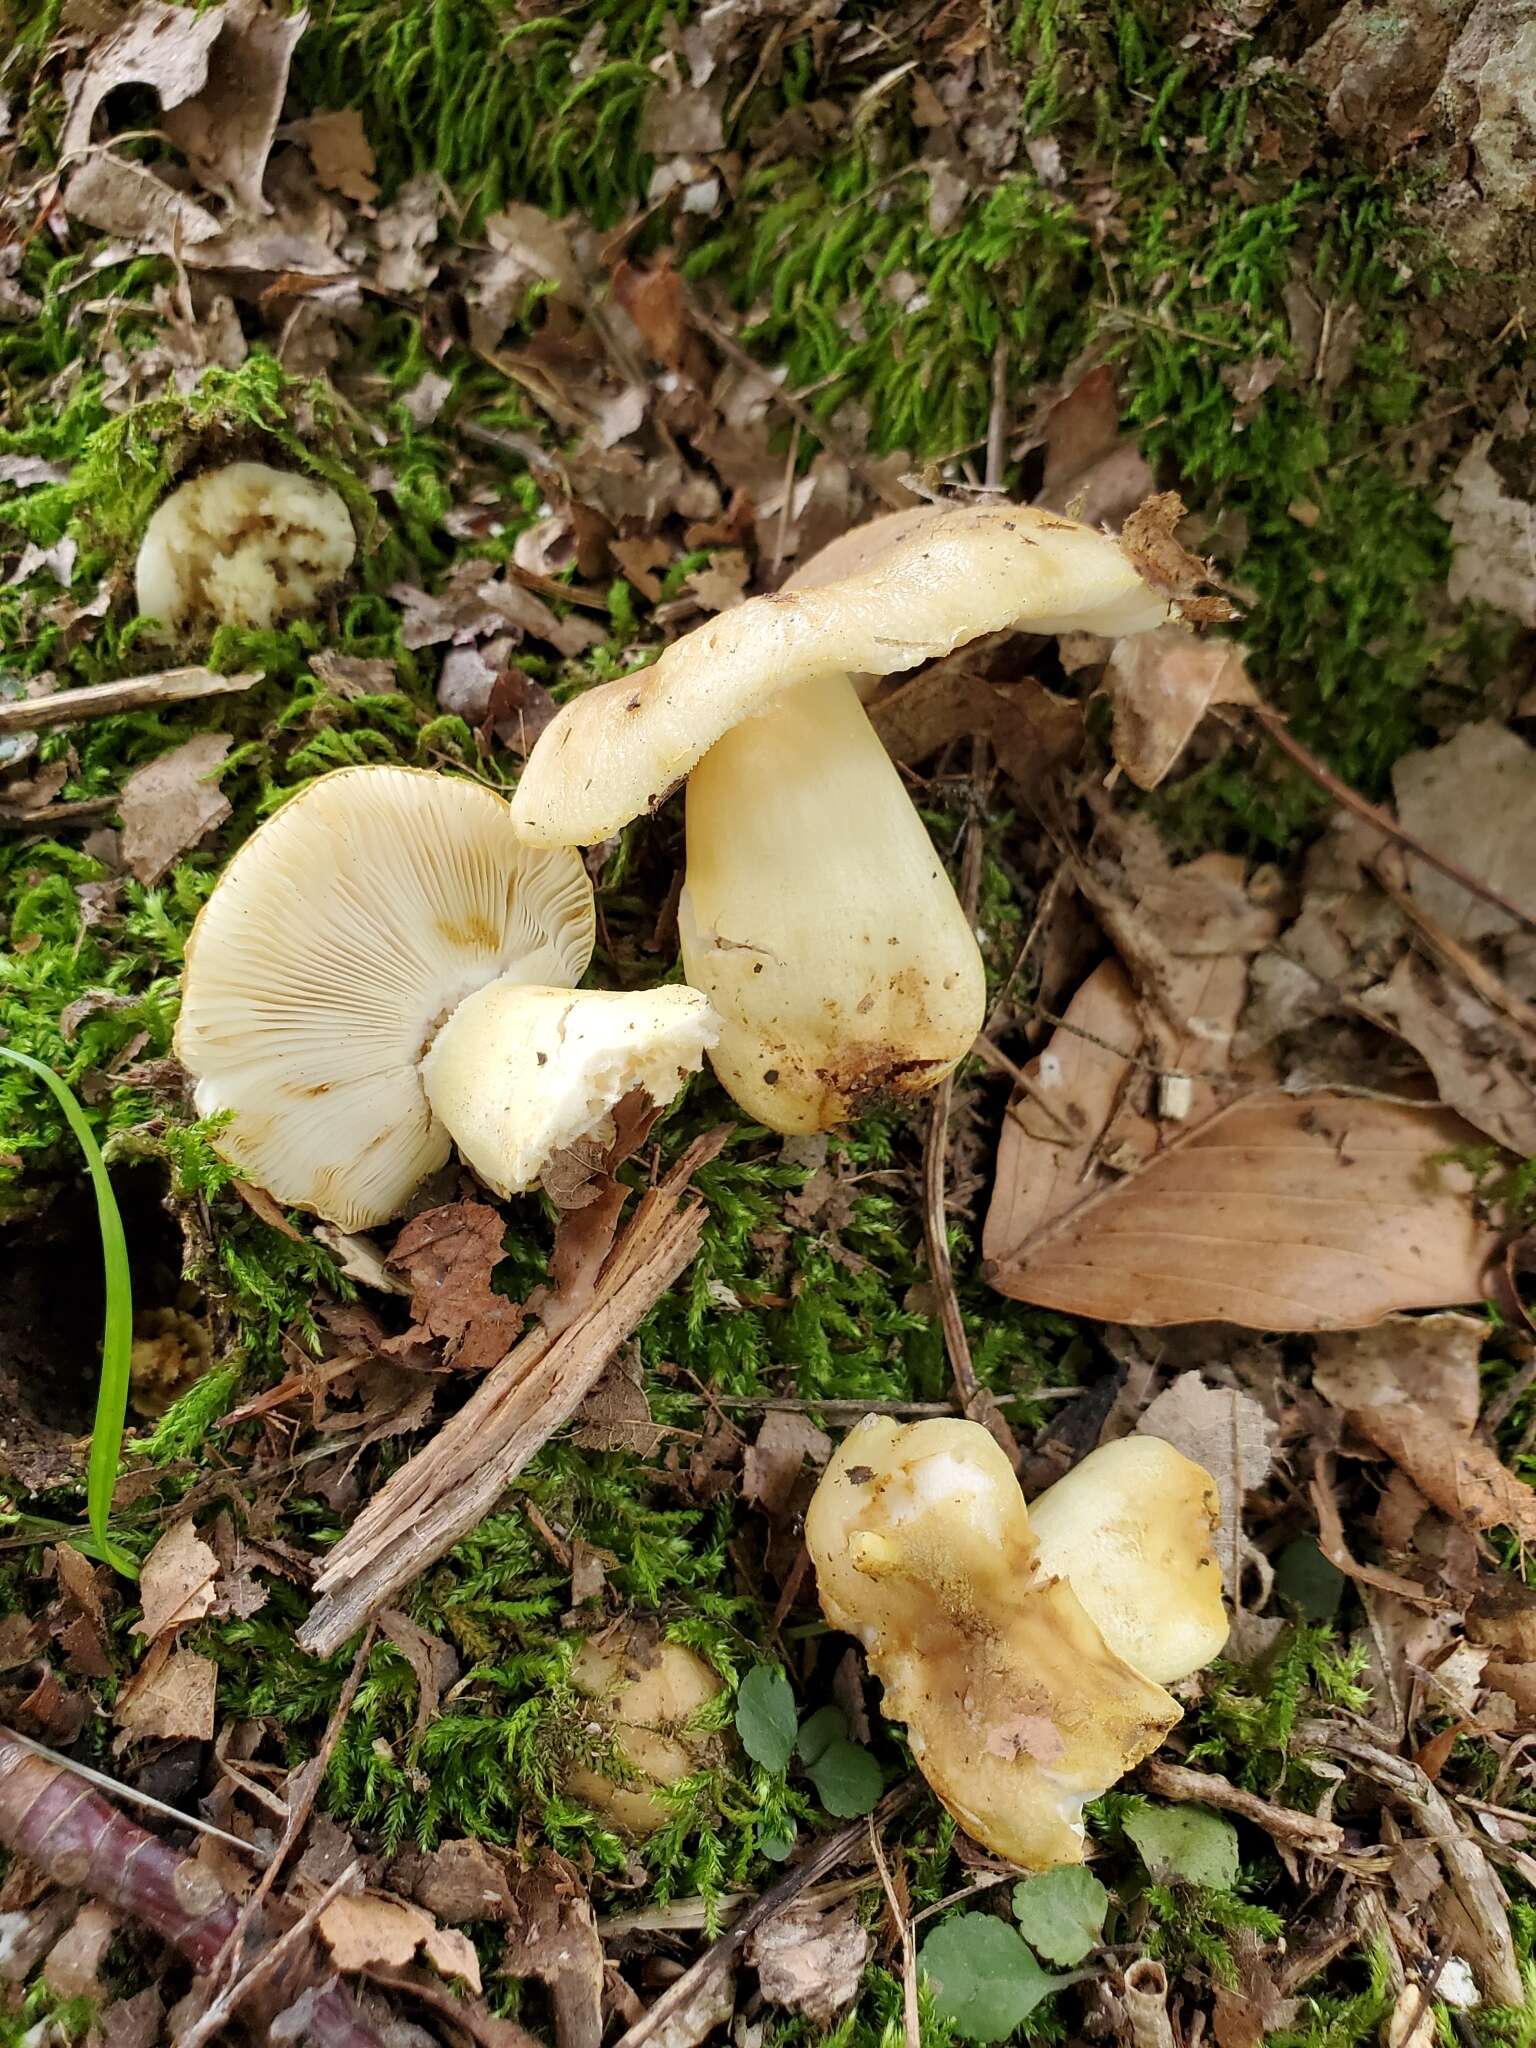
[
  {"left": 60, "top": 1, "right": 224, "bottom": 161},
  {"left": 388, "top": 1201, "right": 523, "bottom": 1370},
  {"left": 748, "top": 1894, "right": 871, "bottom": 2023},
  {"left": 320, "top": 1892, "right": 480, "bottom": 1989},
  {"left": 1438, "top": 439, "right": 1536, "bottom": 630},
  {"left": 284, "top": 108, "right": 379, "bottom": 203},
  {"left": 984, "top": 1093, "right": 1495, "bottom": 1330},
  {"left": 1392, "top": 722, "right": 1536, "bottom": 946},
  {"left": 572, "top": 1350, "right": 662, "bottom": 1457},
  {"left": 161, "top": 0, "right": 308, "bottom": 215},
  {"left": 742, "top": 1410, "right": 832, "bottom": 1516},
  {"left": 62, "top": 156, "right": 223, "bottom": 249},
  {"left": 115, "top": 1643, "right": 217, "bottom": 1742},
  {"left": 378, "top": 1609, "right": 458, "bottom": 1744},
  {"left": 394, "top": 1838, "right": 515, "bottom": 1924},
  {"left": 1036, "top": 366, "right": 1156, "bottom": 529},
  {"left": 138, "top": 1518, "right": 220, "bottom": 1640},
  {"left": 1314, "top": 1315, "right": 1536, "bottom": 1540},
  {"left": 870, "top": 668, "right": 1082, "bottom": 795},
  {"left": 1359, "top": 951, "right": 1536, "bottom": 1155},
  {"left": 118, "top": 733, "right": 232, "bottom": 886},
  {"left": 1106, "top": 626, "right": 1257, "bottom": 790}
]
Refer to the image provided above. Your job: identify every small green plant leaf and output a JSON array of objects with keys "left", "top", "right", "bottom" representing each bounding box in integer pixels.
[
  {"left": 1124, "top": 1801, "right": 1240, "bottom": 1890},
  {"left": 0, "top": 1048, "right": 135, "bottom": 1578},
  {"left": 758, "top": 1821, "right": 797, "bottom": 1861},
  {"left": 805, "top": 1737, "right": 883, "bottom": 1817},
  {"left": 1012, "top": 1866, "right": 1108, "bottom": 1966},
  {"left": 735, "top": 1665, "right": 796, "bottom": 1773},
  {"left": 795, "top": 1703, "right": 846, "bottom": 1767},
  {"left": 919, "top": 1914, "right": 1066, "bottom": 2040}
]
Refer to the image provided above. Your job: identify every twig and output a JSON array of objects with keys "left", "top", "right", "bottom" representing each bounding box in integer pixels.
[
  {"left": 1139, "top": 1756, "right": 1347, "bottom": 1857},
  {"left": 971, "top": 1031, "right": 1078, "bottom": 1141},
  {"left": 0, "top": 796, "right": 118, "bottom": 830},
  {"left": 301, "top": 1134, "right": 726, "bottom": 1655},
  {"left": 1, "top": 1727, "right": 270, "bottom": 1863},
  {"left": 1252, "top": 703, "right": 1536, "bottom": 937},
  {"left": 869, "top": 1818, "right": 920, "bottom": 2048},
  {"left": 613, "top": 1782, "right": 920, "bottom": 2048},
  {"left": 0, "top": 667, "right": 261, "bottom": 736},
  {"left": 175, "top": 1860, "right": 362, "bottom": 2048},
  {"left": 204, "top": 1622, "right": 378, "bottom": 1997},
  {"left": 708, "top": 1390, "right": 1078, "bottom": 1415}
]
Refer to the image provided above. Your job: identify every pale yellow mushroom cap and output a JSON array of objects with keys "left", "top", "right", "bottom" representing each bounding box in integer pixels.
[
  {"left": 567, "top": 1634, "right": 724, "bottom": 1835},
  {"left": 175, "top": 765, "right": 595, "bottom": 1229},
  {"left": 805, "top": 1415, "right": 1182, "bottom": 1870},
  {"left": 511, "top": 502, "right": 1171, "bottom": 848},
  {"left": 136, "top": 461, "right": 356, "bottom": 634},
  {"left": 1029, "top": 1436, "right": 1230, "bottom": 1686}
]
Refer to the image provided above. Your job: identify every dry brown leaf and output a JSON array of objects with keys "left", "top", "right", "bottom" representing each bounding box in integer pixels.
[
  {"left": 60, "top": 0, "right": 224, "bottom": 161},
  {"left": 1392, "top": 722, "right": 1536, "bottom": 947},
  {"left": 41, "top": 1902, "right": 117, "bottom": 2000},
  {"left": 870, "top": 668, "right": 1082, "bottom": 794},
  {"left": 388, "top": 1201, "right": 524, "bottom": 1371},
  {"left": 309, "top": 651, "right": 397, "bottom": 698},
  {"left": 320, "top": 1891, "right": 481, "bottom": 1991},
  {"left": 395, "top": 1838, "right": 515, "bottom": 1924},
  {"left": 62, "top": 155, "right": 223, "bottom": 249},
  {"left": 1035, "top": 365, "right": 1157, "bottom": 529},
  {"left": 138, "top": 1518, "right": 219, "bottom": 1640},
  {"left": 747, "top": 1895, "right": 871, "bottom": 2024},
  {"left": 685, "top": 549, "right": 750, "bottom": 613},
  {"left": 1106, "top": 626, "right": 1257, "bottom": 790},
  {"left": 285, "top": 108, "right": 379, "bottom": 202},
  {"left": 92, "top": 1989, "right": 163, "bottom": 2048},
  {"left": 1314, "top": 1315, "right": 1536, "bottom": 1540},
  {"left": 1438, "top": 440, "right": 1536, "bottom": 630},
  {"left": 378, "top": 1609, "right": 459, "bottom": 1744},
  {"left": 118, "top": 732, "right": 232, "bottom": 886},
  {"left": 985, "top": 1092, "right": 1495, "bottom": 1330},
  {"left": 502, "top": 1855, "right": 604, "bottom": 2048},
  {"left": 741, "top": 1410, "right": 832, "bottom": 1516},
  {"left": 160, "top": 0, "right": 308, "bottom": 215},
  {"left": 1359, "top": 950, "right": 1536, "bottom": 1155},
  {"left": 115, "top": 1643, "right": 216, "bottom": 1742},
  {"left": 572, "top": 1350, "right": 662, "bottom": 1457}
]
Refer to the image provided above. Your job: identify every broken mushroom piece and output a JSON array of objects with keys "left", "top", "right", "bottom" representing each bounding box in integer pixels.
[
  {"left": 805, "top": 1415, "right": 1225, "bottom": 1869},
  {"left": 175, "top": 765, "right": 717, "bottom": 1229},
  {"left": 1028, "top": 1436, "right": 1229, "bottom": 1687},
  {"left": 566, "top": 1633, "right": 724, "bottom": 1834},
  {"left": 513, "top": 503, "right": 1171, "bottom": 1133},
  {"left": 136, "top": 461, "right": 356, "bottom": 634}
]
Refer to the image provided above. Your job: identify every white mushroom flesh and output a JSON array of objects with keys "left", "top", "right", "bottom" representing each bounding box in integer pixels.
[
  {"left": 1028, "top": 1435, "right": 1230, "bottom": 1686},
  {"left": 805, "top": 1415, "right": 1183, "bottom": 1870},
  {"left": 136, "top": 461, "right": 356, "bottom": 633},
  {"left": 421, "top": 980, "right": 719, "bottom": 1198},
  {"left": 175, "top": 765, "right": 595, "bottom": 1229}
]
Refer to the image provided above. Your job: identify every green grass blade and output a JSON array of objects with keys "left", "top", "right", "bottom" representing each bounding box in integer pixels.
[{"left": 0, "top": 1046, "right": 137, "bottom": 1577}]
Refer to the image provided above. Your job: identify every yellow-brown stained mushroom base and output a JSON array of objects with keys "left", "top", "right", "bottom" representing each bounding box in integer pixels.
[
  {"left": 805, "top": 1416, "right": 1181, "bottom": 1870},
  {"left": 567, "top": 1633, "right": 723, "bottom": 1836}
]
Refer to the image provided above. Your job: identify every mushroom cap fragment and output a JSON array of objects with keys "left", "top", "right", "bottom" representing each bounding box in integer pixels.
[
  {"left": 1029, "top": 1436, "right": 1230, "bottom": 1686},
  {"left": 175, "top": 765, "right": 594, "bottom": 1229},
  {"left": 511, "top": 503, "right": 1171, "bottom": 847},
  {"left": 420, "top": 981, "right": 719, "bottom": 1198},
  {"left": 136, "top": 461, "right": 356, "bottom": 634},
  {"left": 567, "top": 1634, "right": 723, "bottom": 1835},
  {"left": 805, "top": 1415, "right": 1181, "bottom": 1870}
]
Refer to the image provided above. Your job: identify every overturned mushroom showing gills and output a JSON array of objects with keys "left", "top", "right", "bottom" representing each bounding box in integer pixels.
[
  {"left": 136, "top": 462, "right": 356, "bottom": 634},
  {"left": 566, "top": 1632, "right": 724, "bottom": 1834},
  {"left": 175, "top": 765, "right": 717, "bottom": 1230},
  {"left": 805, "top": 1415, "right": 1222, "bottom": 1869},
  {"left": 1028, "top": 1435, "right": 1229, "bottom": 1686},
  {"left": 513, "top": 504, "right": 1170, "bottom": 1132}
]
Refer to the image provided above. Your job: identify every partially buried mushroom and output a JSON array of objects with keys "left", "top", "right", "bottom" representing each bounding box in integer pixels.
[
  {"left": 175, "top": 765, "right": 718, "bottom": 1230},
  {"left": 136, "top": 462, "right": 357, "bottom": 634},
  {"left": 512, "top": 503, "right": 1171, "bottom": 1132},
  {"left": 565, "top": 1631, "right": 724, "bottom": 1834},
  {"left": 804, "top": 1416, "right": 1227, "bottom": 1870}
]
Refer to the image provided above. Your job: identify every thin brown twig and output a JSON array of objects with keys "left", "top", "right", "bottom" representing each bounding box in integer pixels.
[
  {"left": 174, "top": 1860, "right": 361, "bottom": 2048},
  {"left": 203, "top": 1621, "right": 378, "bottom": 1998},
  {"left": 1252, "top": 703, "right": 1536, "bottom": 936},
  {"left": 612, "top": 1783, "right": 920, "bottom": 2048},
  {"left": 869, "top": 1818, "right": 920, "bottom": 2048}
]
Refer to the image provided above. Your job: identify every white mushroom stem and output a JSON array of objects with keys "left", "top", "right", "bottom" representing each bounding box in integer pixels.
[
  {"left": 679, "top": 673, "right": 985, "bottom": 1132},
  {"left": 421, "top": 980, "right": 719, "bottom": 1199}
]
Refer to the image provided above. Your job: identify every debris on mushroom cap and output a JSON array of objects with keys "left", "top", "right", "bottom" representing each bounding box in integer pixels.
[
  {"left": 1028, "top": 1436, "right": 1230, "bottom": 1686},
  {"left": 174, "top": 764, "right": 595, "bottom": 1230},
  {"left": 135, "top": 462, "right": 356, "bottom": 634},
  {"left": 804, "top": 1415, "right": 1186, "bottom": 1870},
  {"left": 510, "top": 502, "right": 1173, "bottom": 848},
  {"left": 420, "top": 980, "right": 719, "bottom": 1199},
  {"left": 566, "top": 1632, "right": 724, "bottom": 1835},
  {"left": 678, "top": 671, "right": 984, "bottom": 1132}
]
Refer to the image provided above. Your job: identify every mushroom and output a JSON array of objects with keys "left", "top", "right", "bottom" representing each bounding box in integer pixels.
[
  {"left": 128, "top": 1308, "right": 214, "bottom": 1419},
  {"left": 804, "top": 1415, "right": 1227, "bottom": 1869},
  {"left": 175, "top": 765, "right": 718, "bottom": 1230},
  {"left": 136, "top": 461, "right": 356, "bottom": 634},
  {"left": 566, "top": 1631, "right": 724, "bottom": 1834},
  {"left": 512, "top": 503, "right": 1170, "bottom": 1132},
  {"left": 1028, "top": 1435, "right": 1229, "bottom": 1686}
]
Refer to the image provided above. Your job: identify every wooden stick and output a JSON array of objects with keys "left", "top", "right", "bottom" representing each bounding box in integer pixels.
[
  {"left": 0, "top": 667, "right": 261, "bottom": 735},
  {"left": 299, "top": 1135, "right": 725, "bottom": 1656}
]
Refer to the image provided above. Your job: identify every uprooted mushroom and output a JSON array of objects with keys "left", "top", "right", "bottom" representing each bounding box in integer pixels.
[
  {"left": 512, "top": 502, "right": 1172, "bottom": 1133},
  {"left": 175, "top": 764, "right": 719, "bottom": 1230},
  {"left": 136, "top": 461, "right": 357, "bottom": 635},
  {"left": 804, "top": 1416, "right": 1227, "bottom": 1869}
]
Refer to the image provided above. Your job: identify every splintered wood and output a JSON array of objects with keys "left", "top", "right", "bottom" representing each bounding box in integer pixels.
[{"left": 299, "top": 1134, "right": 724, "bottom": 1657}]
